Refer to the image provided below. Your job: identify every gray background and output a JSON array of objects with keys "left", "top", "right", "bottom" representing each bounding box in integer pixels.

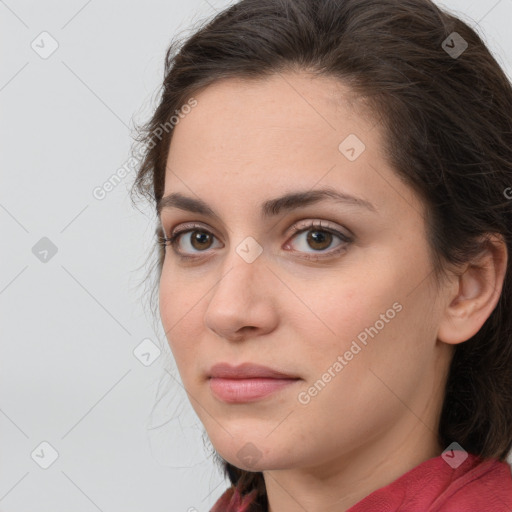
[{"left": 1, "top": 0, "right": 511, "bottom": 510}]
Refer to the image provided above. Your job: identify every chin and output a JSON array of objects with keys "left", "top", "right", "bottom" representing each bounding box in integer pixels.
[{"left": 212, "top": 438, "right": 298, "bottom": 472}]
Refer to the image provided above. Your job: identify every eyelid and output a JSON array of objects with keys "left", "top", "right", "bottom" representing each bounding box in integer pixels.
[
  {"left": 287, "top": 219, "right": 351, "bottom": 238},
  {"left": 169, "top": 221, "right": 217, "bottom": 239},
  {"left": 166, "top": 219, "right": 349, "bottom": 240},
  {"left": 162, "top": 219, "right": 352, "bottom": 260}
]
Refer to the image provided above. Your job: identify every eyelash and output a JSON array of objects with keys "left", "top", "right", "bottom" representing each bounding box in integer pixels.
[{"left": 158, "top": 221, "right": 352, "bottom": 262}]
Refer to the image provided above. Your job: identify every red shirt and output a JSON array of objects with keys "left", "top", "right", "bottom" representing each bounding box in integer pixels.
[{"left": 211, "top": 453, "right": 512, "bottom": 511}]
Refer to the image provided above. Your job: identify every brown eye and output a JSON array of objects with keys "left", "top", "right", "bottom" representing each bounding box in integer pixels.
[
  {"left": 287, "top": 221, "right": 352, "bottom": 260},
  {"left": 306, "top": 230, "right": 333, "bottom": 251},
  {"left": 189, "top": 230, "right": 214, "bottom": 250},
  {"left": 164, "top": 225, "right": 222, "bottom": 259},
  {"left": 163, "top": 220, "right": 351, "bottom": 262}
]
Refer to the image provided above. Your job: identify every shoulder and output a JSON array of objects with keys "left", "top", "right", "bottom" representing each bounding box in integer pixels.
[
  {"left": 210, "top": 486, "right": 259, "bottom": 512},
  {"left": 348, "top": 452, "right": 512, "bottom": 512},
  {"left": 429, "top": 455, "right": 512, "bottom": 512}
]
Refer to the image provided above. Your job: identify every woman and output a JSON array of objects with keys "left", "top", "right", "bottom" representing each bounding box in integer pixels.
[{"left": 131, "top": 0, "right": 512, "bottom": 510}]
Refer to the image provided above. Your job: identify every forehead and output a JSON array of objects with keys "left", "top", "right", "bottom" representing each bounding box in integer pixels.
[
  {"left": 167, "top": 73, "right": 378, "bottom": 176},
  {"left": 162, "top": 71, "right": 422, "bottom": 224},
  {"left": 173, "top": 72, "right": 368, "bottom": 136}
]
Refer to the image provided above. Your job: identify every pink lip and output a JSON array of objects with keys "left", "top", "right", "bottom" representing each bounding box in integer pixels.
[
  {"left": 209, "top": 377, "right": 299, "bottom": 403},
  {"left": 207, "top": 362, "right": 300, "bottom": 403},
  {"left": 208, "top": 362, "right": 299, "bottom": 379}
]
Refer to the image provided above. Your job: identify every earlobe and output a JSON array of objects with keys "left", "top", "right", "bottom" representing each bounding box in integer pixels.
[{"left": 437, "top": 234, "right": 508, "bottom": 346}]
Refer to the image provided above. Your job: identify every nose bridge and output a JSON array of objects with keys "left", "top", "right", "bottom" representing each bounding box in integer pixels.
[
  {"left": 213, "top": 235, "right": 265, "bottom": 302},
  {"left": 204, "top": 235, "right": 277, "bottom": 338}
]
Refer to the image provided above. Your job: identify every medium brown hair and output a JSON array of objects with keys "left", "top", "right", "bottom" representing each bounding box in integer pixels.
[{"left": 131, "top": 0, "right": 512, "bottom": 508}]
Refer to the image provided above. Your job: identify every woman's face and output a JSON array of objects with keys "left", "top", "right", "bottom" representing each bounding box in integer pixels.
[{"left": 158, "top": 72, "right": 453, "bottom": 474}]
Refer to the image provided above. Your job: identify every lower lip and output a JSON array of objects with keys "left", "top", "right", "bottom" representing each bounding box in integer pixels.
[{"left": 209, "top": 377, "right": 299, "bottom": 403}]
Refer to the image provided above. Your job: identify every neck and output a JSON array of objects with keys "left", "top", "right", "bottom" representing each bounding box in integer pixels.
[{"left": 263, "top": 413, "right": 442, "bottom": 512}]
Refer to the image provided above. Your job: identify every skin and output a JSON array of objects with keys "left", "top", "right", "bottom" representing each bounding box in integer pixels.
[{"left": 158, "top": 71, "right": 507, "bottom": 511}]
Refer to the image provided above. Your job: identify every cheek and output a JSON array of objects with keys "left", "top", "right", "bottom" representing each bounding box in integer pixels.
[
  {"left": 159, "top": 260, "right": 203, "bottom": 326},
  {"left": 295, "top": 273, "right": 437, "bottom": 418},
  {"left": 291, "top": 260, "right": 425, "bottom": 380},
  {"left": 289, "top": 269, "right": 390, "bottom": 343},
  {"left": 158, "top": 266, "right": 204, "bottom": 366}
]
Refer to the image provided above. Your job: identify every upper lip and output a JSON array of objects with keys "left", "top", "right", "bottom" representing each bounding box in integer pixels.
[{"left": 208, "top": 362, "right": 299, "bottom": 379}]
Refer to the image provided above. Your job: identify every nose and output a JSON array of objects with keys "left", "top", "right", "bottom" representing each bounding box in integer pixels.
[{"left": 204, "top": 249, "right": 279, "bottom": 342}]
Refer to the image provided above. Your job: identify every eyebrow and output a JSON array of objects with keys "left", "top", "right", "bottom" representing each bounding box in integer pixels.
[{"left": 156, "top": 186, "right": 377, "bottom": 219}]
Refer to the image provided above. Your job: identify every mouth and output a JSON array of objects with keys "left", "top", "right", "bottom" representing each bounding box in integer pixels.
[
  {"left": 209, "top": 377, "right": 300, "bottom": 403},
  {"left": 207, "top": 362, "right": 301, "bottom": 403}
]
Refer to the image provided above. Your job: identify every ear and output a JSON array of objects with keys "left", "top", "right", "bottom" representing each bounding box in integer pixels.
[{"left": 437, "top": 234, "right": 508, "bottom": 345}]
